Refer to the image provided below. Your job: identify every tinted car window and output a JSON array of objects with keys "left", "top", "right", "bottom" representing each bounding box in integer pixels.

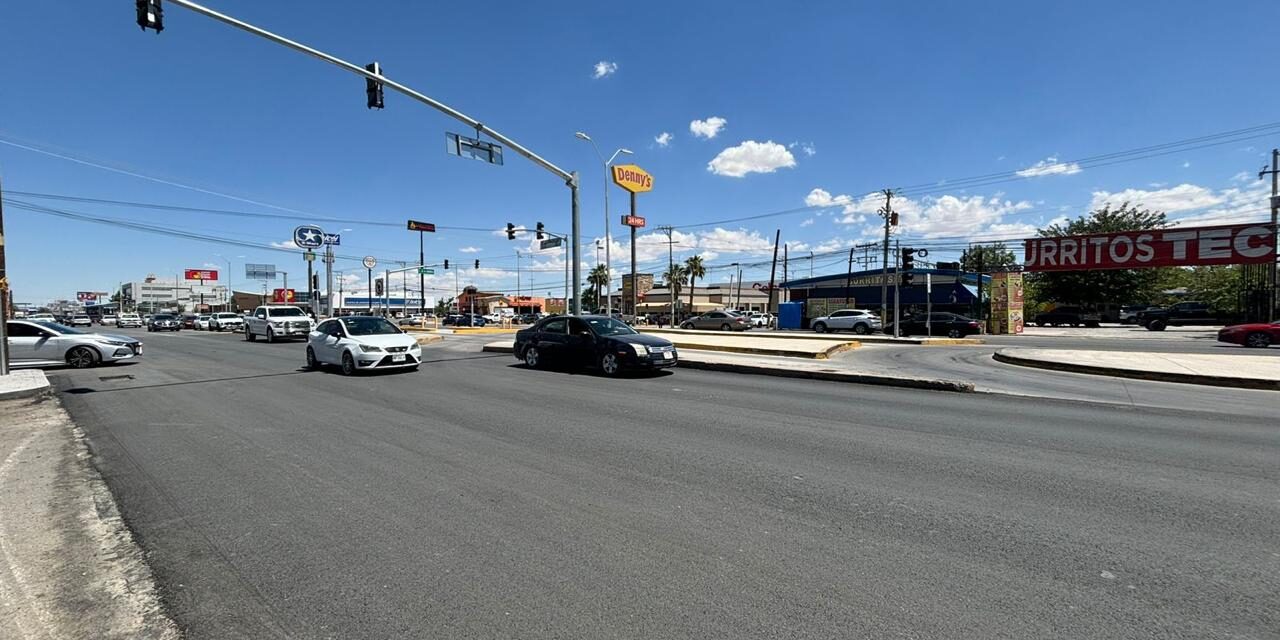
[
  {"left": 315, "top": 320, "right": 335, "bottom": 334},
  {"left": 831, "top": 311, "right": 851, "bottom": 317},
  {"left": 269, "top": 308, "right": 307, "bottom": 317},
  {"left": 541, "top": 319, "right": 567, "bottom": 334},
  {"left": 343, "top": 317, "right": 400, "bottom": 336},
  {"left": 586, "top": 317, "right": 636, "bottom": 336},
  {"left": 7, "top": 322, "right": 50, "bottom": 338},
  {"left": 569, "top": 318, "right": 592, "bottom": 335}
]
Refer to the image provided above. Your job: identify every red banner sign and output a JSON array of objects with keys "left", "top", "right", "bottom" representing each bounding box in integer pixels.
[
  {"left": 272, "top": 288, "right": 296, "bottom": 303},
  {"left": 1023, "top": 223, "right": 1276, "bottom": 271},
  {"left": 185, "top": 269, "right": 218, "bottom": 281},
  {"left": 621, "top": 215, "right": 646, "bottom": 228}
]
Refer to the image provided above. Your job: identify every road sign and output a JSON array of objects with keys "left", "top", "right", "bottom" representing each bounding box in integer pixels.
[
  {"left": 540, "top": 237, "right": 563, "bottom": 250},
  {"left": 418, "top": 267, "right": 435, "bottom": 275},
  {"left": 76, "top": 291, "right": 99, "bottom": 302},
  {"left": 304, "top": 251, "right": 316, "bottom": 263},
  {"left": 294, "top": 225, "right": 325, "bottom": 249},
  {"left": 611, "top": 164, "right": 654, "bottom": 193},
  {"left": 323, "top": 233, "right": 341, "bottom": 245},
  {"left": 362, "top": 256, "right": 377, "bottom": 270},
  {"left": 245, "top": 263, "right": 277, "bottom": 280},
  {"left": 621, "top": 215, "right": 646, "bottom": 228},
  {"left": 407, "top": 220, "right": 436, "bottom": 232},
  {"left": 184, "top": 269, "right": 218, "bottom": 281},
  {"left": 446, "top": 132, "right": 504, "bottom": 165}
]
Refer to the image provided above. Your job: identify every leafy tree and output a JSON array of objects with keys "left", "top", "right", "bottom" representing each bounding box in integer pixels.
[
  {"left": 1184, "top": 266, "right": 1242, "bottom": 312},
  {"left": 960, "top": 243, "right": 1018, "bottom": 272},
  {"left": 587, "top": 264, "right": 610, "bottom": 310},
  {"left": 684, "top": 255, "right": 707, "bottom": 315},
  {"left": 663, "top": 264, "right": 688, "bottom": 313},
  {"left": 1027, "top": 202, "right": 1172, "bottom": 306},
  {"left": 434, "top": 297, "right": 454, "bottom": 315},
  {"left": 579, "top": 286, "right": 599, "bottom": 311}
]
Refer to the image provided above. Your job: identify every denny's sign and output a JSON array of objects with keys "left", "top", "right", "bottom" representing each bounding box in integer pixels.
[{"left": 611, "top": 164, "right": 653, "bottom": 193}]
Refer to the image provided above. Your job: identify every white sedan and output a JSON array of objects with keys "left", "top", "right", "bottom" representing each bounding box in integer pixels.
[{"left": 306, "top": 316, "right": 422, "bottom": 375}]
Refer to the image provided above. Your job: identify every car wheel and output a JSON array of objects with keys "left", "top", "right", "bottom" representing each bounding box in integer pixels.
[
  {"left": 245, "top": 330, "right": 256, "bottom": 342},
  {"left": 341, "top": 351, "right": 357, "bottom": 376},
  {"left": 524, "top": 346, "right": 541, "bottom": 369},
  {"left": 947, "top": 328, "right": 963, "bottom": 338},
  {"left": 853, "top": 324, "right": 869, "bottom": 335},
  {"left": 600, "top": 352, "right": 622, "bottom": 377},
  {"left": 720, "top": 323, "right": 731, "bottom": 331},
  {"left": 1036, "top": 321, "right": 1045, "bottom": 327},
  {"left": 680, "top": 323, "right": 694, "bottom": 330},
  {"left": 266, "top": 328, "right": 276, "bottom": 343},
  {"left": 814, "top": 322, "right": 827, "bottom": 333},
  {"left": 1146, "top": 319, "right": 1167, "bottom": 332},
  {"left": 1244, "top": 332, "right": 1272, "bottom": 348},
  {"left": 66, "top": 346, "right": 98, "bottom": 369},
  {"left": 306, "top": 347, "right": 319, "bottom": 369}
]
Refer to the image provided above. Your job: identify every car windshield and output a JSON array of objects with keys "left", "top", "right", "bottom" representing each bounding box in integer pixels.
[
  {"left": 342, "top": 317, "right": 401, "bottom": 336},
  {"left": 33, "top": 321, "right": 84, "bottom": 335},
  {"left": 216, "top": 313, "right": 238, "bottom": 319},
  {"left": 154, "top": 315, "right": 176, "bottom": 320},
  {"left": 269, "top": 308, "right": 307, "bottom": 317},
  {"left": 587, "top": 317, "right": 636, "bottom": 336}
]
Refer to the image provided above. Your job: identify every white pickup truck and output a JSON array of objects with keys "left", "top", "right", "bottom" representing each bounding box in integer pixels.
[{"left": 243, "top": 305, "right": 315, "bottom": 342}]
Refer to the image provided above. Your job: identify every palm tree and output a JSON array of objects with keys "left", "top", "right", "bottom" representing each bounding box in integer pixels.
[
  {"left": 663, "top": 264, "right": 688, "bottom": 318},
  {"left": 684, "top": 255, "right": 706, "bottom": 316},
  {"left": 588, "top": 264, "right": 610, "bottom": 312}
]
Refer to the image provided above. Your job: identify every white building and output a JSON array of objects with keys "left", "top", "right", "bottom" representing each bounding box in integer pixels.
[{"left": 122, "top": 276, "right": 229, "bottom": 313}]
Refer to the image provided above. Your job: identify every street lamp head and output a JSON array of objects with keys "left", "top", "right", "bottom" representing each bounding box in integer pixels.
[
  {"left": 618, "top": 148, "right": 633, "bottom": 155},
  {"left": 574, "top": 132, "right": 592, "bottom": 141}
]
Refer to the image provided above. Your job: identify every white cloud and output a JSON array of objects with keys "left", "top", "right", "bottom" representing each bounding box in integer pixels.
[
  {"left": 1015, "top": 156, "right": 1082, "bottom": 178},
  {"left": 458, "top": 246, "right": 482, "bottom": 253},
  {"left": 1089, "top": 183, "right": 1224, "bottom": 214},
  {"left": 697, "top": 227, "right": 774, "bottom": 255},
  {"left": 689, "top": 117, "right": 727, "bottom": 139},
  {"left": 202, "top": 262, "right": 220, "bottom": 269},
  {"left": 799, "top": 218, "right": 814, "bottom": 227},
  {"left": 592, "top": 61, "right": 618, "bottom": 79},
  {"left": 708, "top": 140, "right": 796, "bottom": 177},
  {"left": 269, "top": 239, "right": 298, "bottom": 249},
  {"left": 1182, "top": 161, "right": 1191, "bottom": 168},
  {"left": 789, "top": 141, "right": 816, "bottom": 157},
  {"left": 654, "top": 132, "right": 673, "bottom": 147},
  {"left": 805, "top": 188, "right": 887, "bottom": 223}
]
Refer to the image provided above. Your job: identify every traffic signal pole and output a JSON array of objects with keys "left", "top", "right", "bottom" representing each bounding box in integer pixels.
[
  {"left": 0, "top": 174, "right": 9, "bottom": 376},
  {"left": 153, "top": 0, "right": 583, "bottom": 314}
]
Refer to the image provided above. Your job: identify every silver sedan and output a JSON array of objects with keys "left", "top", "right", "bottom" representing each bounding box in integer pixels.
[{"left": 5, "top": 319, "right": 143, "bottom": 369}]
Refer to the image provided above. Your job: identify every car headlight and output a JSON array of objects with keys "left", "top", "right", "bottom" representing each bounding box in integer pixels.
[
  {"left": 96, "top": 339, "right": 130, "bottom": 346},
  {"left": 359, "top": 344, "right": 383, "bottom": 353}
]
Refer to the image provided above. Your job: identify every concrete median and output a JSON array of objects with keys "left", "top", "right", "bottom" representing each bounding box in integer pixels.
[
  {"left": 641, "top": 328, "right": 982, "bottom": 346},
  {"left": 994, "top": 348, "right": 1280, "bottom": 391}
]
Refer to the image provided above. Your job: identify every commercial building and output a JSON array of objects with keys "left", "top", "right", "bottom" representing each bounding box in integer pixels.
[
  {"left": 122, "top": 276, "right": 229, "bottom": 313},
  {"left": 781, "top": 268, "right": 989, "bottom": 323},
  {"left": 634, "top": 282, "right": 774, "bottom": 316}
]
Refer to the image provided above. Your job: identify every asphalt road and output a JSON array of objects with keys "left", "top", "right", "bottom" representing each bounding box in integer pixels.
[{"left": 48, "top": 328, "right": 1280, "bottom": 639}]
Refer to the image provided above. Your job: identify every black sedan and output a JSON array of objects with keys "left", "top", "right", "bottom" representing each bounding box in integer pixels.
[
  {"left": 514, "top": 315, "right": 677, "bottom": 376},
  {"left": 883, "top": 312, "right": 981, "bottom": 338},
  {"left": 147, "top": 314, "right": 182, "bottom": 332}
]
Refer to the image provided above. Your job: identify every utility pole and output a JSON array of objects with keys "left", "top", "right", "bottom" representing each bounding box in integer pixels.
[
  {"left": 0, "top": 173, "right": 9, "bottom": 375},
  {"left": 893, "top": 240, "right": 901, "bottom": 338},
  {"left": 845, "top": 247, "right": 855, "bottom": 305},
  {"left": 305, "top": 250, "right": 315, "bottom": 318},
  {"left": 324, "top": 243, "right": 334, "bottom": 317},
  {"left": 366, "top": 268, "right": 372, "bottom": 313},
  {"left": 515, "top": 250, "right": 521, "bottom": 313},
  {"left": 766, "top": 230, "right": 781, "bottom": 323},
  {"left": 1261, "top": 149, "right": 1279, "bottom": 321},
  {"left": 877, "top": 189, "right": 897, "bottom": 323}
]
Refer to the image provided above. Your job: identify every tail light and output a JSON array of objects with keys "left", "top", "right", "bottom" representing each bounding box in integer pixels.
[{"left": 968, "top": 321, "right": 979, "bottom": 327}]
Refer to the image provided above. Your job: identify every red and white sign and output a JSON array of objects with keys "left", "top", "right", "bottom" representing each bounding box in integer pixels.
[
  {"left": 185, "top": 269, "right": 219, "bottom": 281},
  {"left": 1023, "top": 223, "right": 1276, "bottom": 271},
  {"left": 621, "top": 215, "right": 646, "bottom": 228}
]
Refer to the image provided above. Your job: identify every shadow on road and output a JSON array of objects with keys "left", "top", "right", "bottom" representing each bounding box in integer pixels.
[
  {"left": 506, "top": 362, "right": 675, "bottom": 380},
  {"left": 62, "top": 369, "right": 312, "bottom": 395}
]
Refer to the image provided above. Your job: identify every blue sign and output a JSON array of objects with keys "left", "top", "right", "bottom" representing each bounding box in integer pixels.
[
  {"left": 323, "top": 233, "right": 341, "bottom": 246},
  {"left": 293, "top": 225, "right": 325, "bottom": 249}
]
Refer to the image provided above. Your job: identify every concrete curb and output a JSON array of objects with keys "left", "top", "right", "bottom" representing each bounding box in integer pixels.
[
  {"left": 667, "top": 341, "right": 857, "bottom": 360},
  {"left": 0, "top": 370, "right": 53, "bottom": 401},
  {"left": 993, "top": 350, "right": 1280, "bottom": 392},
  {"left": 641, "top": 328, "right": 983, "bottom": 346},
  {"left": 482, "top": 342, "right": 973, "bottom": 392}
]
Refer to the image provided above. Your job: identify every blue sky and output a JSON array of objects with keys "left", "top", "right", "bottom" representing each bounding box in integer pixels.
[{"left": 2, "top": 0, "right": 1278, "bottom": 303}]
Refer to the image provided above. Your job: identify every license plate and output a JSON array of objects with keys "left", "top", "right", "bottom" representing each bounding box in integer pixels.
[
  {"left": 662, "top": 351, "right": 673, "bottom": 359},
  {"left": 392, "top": 354, "right": 406, "bottom": 362}
]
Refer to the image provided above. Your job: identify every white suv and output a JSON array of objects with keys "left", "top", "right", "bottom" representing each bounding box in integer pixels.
[
  {"left": 811, "top": 309, "right": 882, "bottom": 335},
  {"left": 244, "top": 306, "right": 315, "bottom": 342},
  {"left": 209, "top": 312, "right": 245, "bottom": 332}
]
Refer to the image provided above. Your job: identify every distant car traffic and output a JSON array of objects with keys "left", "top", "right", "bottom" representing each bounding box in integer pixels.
[
  {"left": 180, "top": 315, "right": 199, "bottom": 329},
  {"left": 306, "top": 316, "right": 421, "bottom": 375},
  {"left": 208, "top": 312, "right": 244, "bottom": 332},
  {"left": 810, "top": 309, "right": 881, "bottom": 335},
  {"left": 148, "top": 314, "right": 181, "bottom": 332},
  {"left": 195, "top": 315, "right": 212, "bottom": 330},
  {"left": 884, "top": 312, "right": 982, "bottom": 338},
  {"left": 1034, "top": 306, "right": 1100, "bottom": 327},
  {"left": 117, "top": 313, "right": 143, "bottom": 328},
  {"left": 100, "top": 314, "right": 118, "bottom": 326},
  {"left": 1118, "top": 304, "right": 1157, "bottom": 325},
  {"left": 514, "top": 315, "right": 677, "bottom": 376},
  {"left": 444, "top": 313, "right": 487, "bottom": 327},
  {"left": 1137, "top": 301, "right": 1236, "bottom": 331},
  {"left": 681, "top": 311, "right": 751, "bottom": 331},
  {"left": 6, "top": 319, "right": 143, "bottom": 369},
  {"left": 1216, "top": 320, "right": 1279, "bottom": 348},
  {"left": 26, "top": 313, "right": 56, "bottom": 323},
  {"left": 244, "top": 305, "right": 315, "bottom": 342},
  {"left": 398, "top": 315, "right": 431, "bottom": 327}
]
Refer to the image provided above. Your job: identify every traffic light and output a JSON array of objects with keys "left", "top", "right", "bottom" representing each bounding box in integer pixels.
[
  {"left": 890, "top": 211, "right": 899, "bottom": 226},
  {"left": 312, "top": 274, "right": 319, "bottom": 290},
  {"left": 901, "top": 247, "right": 916, "bottom": 271},
  {"left": 365, "top": 62, "right": 384, "bottom": 110},
  {"left": 474, "top": 259, "right": 480, "bottom": 269},
  {"left": 374, "top": 278, "right": 384, "bottom": 296},
  {"left": 901, "top": 272, "right": 915, "bottom": 286},
  {"left": 536, "top": 222, "right": 545, "bottom": 240},
  {"left": 136, "top": 0, "right": 163, "bottom": 33},
  {"left": 443, "top": 259, "right": 449, "bottom": 270},
  {"left": 506, "top": 223, "right": 516, "bottom": 240}
]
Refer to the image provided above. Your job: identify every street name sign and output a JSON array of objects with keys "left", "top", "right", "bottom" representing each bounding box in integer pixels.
[{"left": 540, "top": 237, "right": 563, "bottom": 250}]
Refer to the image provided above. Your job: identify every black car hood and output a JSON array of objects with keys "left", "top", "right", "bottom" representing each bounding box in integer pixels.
[{"left": 611, "top": 333, "right": 673, "bottom": 347}]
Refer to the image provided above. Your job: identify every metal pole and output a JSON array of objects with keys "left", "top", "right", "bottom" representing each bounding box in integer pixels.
[
  {"left": 736, "top": 265, "right": 743, "bottom": 311},
  {"left": 767, "top": 229, "right": 780, "bottom": 321},
  {"left": 306, "top": 252, "right": 315, "bottom": 317},
  {"left": 516, "top": 251, "right": 521, "bottom": 313},
  {"left": 366, "top": 269, "right": 371, "bottom": 313},
  {"left": 880, "top": 190, "right": 893, "bottom": 323},
  {"left": 384, "top": 268, "right": 390, "bottom": 316},
  {"left": 893, "top": 240, "right": 901, "bottom": 338},
  {"left": 418, "top": 231, "right": 426, "bottom": 316},
  {"left": 571, "top": 173, "right": 581, "bottom": 315},
  {"left": 926, "top": 273, "right": 933, "bottom": 336},
  {"left": 0, "top": 174, "right": 8, "bottom": 375},
  {"left": 603, "top": 159, "right": 613, "bottom": 317},
  {"left": 324, "top": 245, "right": 333, "bottom": 317},
  {"left": 629, "top": 192, "right": 638, "bottom": 318},
  {"left": 845, "top": 247, "right": 854, "bottom": 305}
]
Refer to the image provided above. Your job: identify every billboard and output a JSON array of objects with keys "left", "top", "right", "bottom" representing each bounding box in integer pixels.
[
  {"left": 246, "top": 264, "right": 277, "bottom": 280},
  {"left": 272, "top": 288, "right": 296, "bottom": 303},
  {"left": 988, "top": 272, "right": 1024, "bottom": 335},
  {"left": 611, "top": 164, "right": 654, "bottom": 193},
  {"left": 76, "top": 291, "right": 101, "bottom": 302},
  {"left": 1023, "top": 223, "right": 1276, "bottom": 271},
  {"left": 185, "top": 269, "right": 218, "bottom": 281}
]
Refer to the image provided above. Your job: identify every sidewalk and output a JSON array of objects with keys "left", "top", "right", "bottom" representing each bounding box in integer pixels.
[
  {"left": 0, "top": 394, "right": 178, "bottom": 639},
  {"left": 640, "top": 331, "right": 858, "bottom": 359},
  {"left": 994, "top": 348, "right": 1280, "bottom": 391}
]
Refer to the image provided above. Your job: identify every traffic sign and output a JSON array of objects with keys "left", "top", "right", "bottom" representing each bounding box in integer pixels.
[
  {"left": 294, "top": 225, "right": 325, "bottom": 248},
  {"left": 362, "top": 256, "right": 377, "bottom": 269},
  {"left": 304, "top": 251, "right": 316, "bottom": 263},
  {"left": 418, "top": 267, "right": 434, "bottom": 275},
  {"left": 323, "top": 233, "right": 341, "bottom": 245},
  {"left": 611, "top": 164, "right": 654, "bottom": 193},
  {"left": 446, "top": 132, "right": 504, "bottom": 165},
  {"left": 407, "top": 220, "right": 436, "bottom": 232},
  {"left": 540, "top": 237, "right": 563, "bottom": 250},
  {"left": 245, "top": 263, "right": 277, "bottom": 280},
  {"left": 621, "top": 215, "right": 646, "bottom": 228}
]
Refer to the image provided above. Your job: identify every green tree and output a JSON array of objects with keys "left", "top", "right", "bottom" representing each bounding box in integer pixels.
[
  {"left": 1027, "top": 202, "right": 1172, "bottom": 306},
  {"left": 580, "top": 285, "right": 599, "bottom": 311},
  {"left": 960, "top": 243, "right": 1018, "bottom": 272},
  {"left": 663, "top": 264, "right": 688, "bottom": 314},
  {"left": 1184, "top": 265, "right": 1242, "bottom": 312},
  {"left": 683, "top": 255, "right": 707, "bottom": 315},
  {"left": 434, "top": 297, "right": 454, "bottom": 315},
  {"left": 588, "top": 264, "right": 610, "bottom": 311}
]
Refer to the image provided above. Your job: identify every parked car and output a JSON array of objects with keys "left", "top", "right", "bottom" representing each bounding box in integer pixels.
[
  {"left": 100, "top": 314, "right": 118, "bottom": 326},
  {"left": 884, "top": 312, "right": 982, "bottom": 338},
  {"left": 68, "top": 314, "right": 93, "bottom": 327},
  {"left": 306, "top": 316, "right": 421, "bottom": 375},
  {"left": 516, "top": 313, "right": 538, "bottom": 325},
  {"left": 810, "top": 309, "right": 881, "bottom": 335},
  {"left": 1137, "top": 301, "right": 1237, "bottom": 331},
  {"left": 208, "top": 312, "right": 244, "bottom": 332},
  {"left": 445, "top": 313, "right": 487, "bottom": 327},
  {"left": 514, "top": 315, "right": 677, "bottom": 376},
  {"left": 147, "top": 314, "right": 181, "bottom": 332},
  {"left": 26, "top": 313, "right": 56, "bottom": 323},
  {"left": 1118, "top": 304, "right": 1157, "bottom": 325},
  {"left": 398, "top": 315, "right": 430, "bottom": 327},
  {"left": 1034, "top": 306, "right": 1100, "bottom": 327},
  {"left": 180, "top": 314, "right": 199, "bottom": 329},
  {"left": 244, "top": 305, "right": 315, "bottom": 342},
  {"left": 681, "top": 311, "right": 751, "bottom": 331},
  {"left": 1216, "top": 320, "right": 1280, "bottom": 348},
  {"left": 116, "top": 313, "right": 143, "bottom": 328},
  {"left": 6, "top": 319, "right": 142, "bottom": 369},
  {"left": 745, "top": 311, "right": 772, "bottom": 328},
  {"left": 194, "top": 315, "right": 212, "bottom": 330}
]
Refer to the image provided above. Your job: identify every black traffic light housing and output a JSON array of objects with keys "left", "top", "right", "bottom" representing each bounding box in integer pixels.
[
  {"left": 901, "top": 272, "right": 915, "bottom": 286},
  {"left": 136, "top": 0, "right": 163, "bottom": 33},
  {"left": 901, "top": 247, "right": 916, "bottom": 271},
  {"left": 374, "top": 278, "right": 384, "bottom": 296},
  {"left": 365, "top": 62, "right": 384, "bottom": 109},
  {"left": 443, "top": 259, "right": 449, "bottom": 270},
  {"left": 474, "top": 259, "right": 480, "bottom": 269},
  {"left": 535, "top": 222, "right": 545, "bottom": 240},
  {"left": 312, "top": 274, "right": 319, "bottom": 290},
  {"left": 505, "top": 223, "right": 516, "bottom": 240}
]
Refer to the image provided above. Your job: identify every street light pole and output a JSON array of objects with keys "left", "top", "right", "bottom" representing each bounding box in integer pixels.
[{"left": 575, "top": 132, "right": 631, "bottom": 317}]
